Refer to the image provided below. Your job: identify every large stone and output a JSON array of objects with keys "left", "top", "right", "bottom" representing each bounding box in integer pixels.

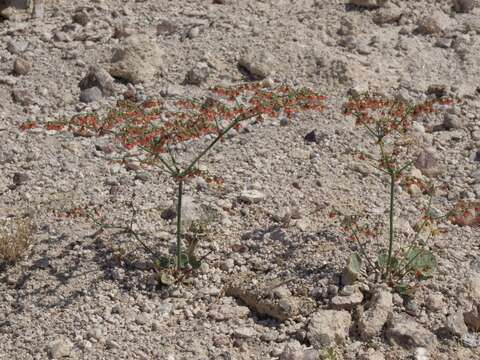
[
  {"left": 79, "top": 66, "right": 115, "bottom": 96},
  {"left": 307, "top": 310, "right": 351, "bottom": 349},
  {"left": 386, "top": 316, "right": 437, "bottom": 350},
  {"left": 109, "top": 34, "right": 164, "bottom": 84},
  {"left": 358, "top": 289, "right": 393, "bottom": 339},
  {"left": 238, "top": 50, "right": 275, "bottom": 80}
]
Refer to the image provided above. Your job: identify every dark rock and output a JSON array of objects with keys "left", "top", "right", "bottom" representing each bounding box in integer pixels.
[{"left": 304, "top": 130, "right": 317, "bottom": 143}]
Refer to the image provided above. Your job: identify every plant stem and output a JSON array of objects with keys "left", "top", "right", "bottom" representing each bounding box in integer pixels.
[
  {"left": 176, "top": 179, "right": 183, "bottom": 270},
  {"left": 180, "top": 112, "right": 258, "bottom": 178},
  {"left": 385, "top": 170, "right": 396, "bottom": 279}
]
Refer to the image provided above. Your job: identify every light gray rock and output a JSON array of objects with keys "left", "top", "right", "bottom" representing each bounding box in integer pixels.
[
  {"left": 358, "top": 289, "right": 393, "bottom": 339},
  {"left": 47, "top": 338, "right": 73, "bottom": 358},
  {"left": 373, "top": 3, "right": 403, "bottom": 25},
  {"left": 239, "top": 189, "right": 265, "bottom": 204},
  {"left": 307, "top": 310, "right": 351, "bottom": 349},
  {"left": 279, "top": 341, "right": 319, "bottom": 360},
  {"left": 425, "top": 293, "right": 445, "bottom": 312},
  {"left": 79, "top": 86, "right": 102, "bottom": 103},
  {"left": 109, "top": 34, "right": 164, "bottom": 84},
  {"left": 6, "top": 40, "right": 29, "bottom": 55},
  {"left": 331, "top": 285, "right": 363, "bottom": 310},
  {"left": 462, "top": 333, "right": 480, "bottom": 348},
  {"left": 238, "top": 50, "right": 275, "bottom": 80},
  {"left": 386, "top": 316, "right": 437, "bottom": 350},
  {"left": 32, "top": 0, "right": 44, "bottom": 18},
  {"left": 234, "top": 326, "right": 257, "bottom": 339},
  {"left": 445, "top": 311, "right": 468, "bottom": 337},
  {"left": 414, "top": 148, "right": 443, "bottom": 177}
]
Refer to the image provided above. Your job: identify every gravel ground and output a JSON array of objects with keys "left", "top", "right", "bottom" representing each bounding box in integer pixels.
[{"left": 0, "top": 0, "right": 479, "bottom": 359}]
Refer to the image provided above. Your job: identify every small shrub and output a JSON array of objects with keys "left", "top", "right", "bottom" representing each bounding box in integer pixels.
[{"left": 0, "top": 216, "right": 36, "bottom": 265}]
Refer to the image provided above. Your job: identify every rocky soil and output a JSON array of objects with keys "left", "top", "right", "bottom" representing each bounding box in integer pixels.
[{"left": 0, "top": 0, "right": 480, "bottom": 359}]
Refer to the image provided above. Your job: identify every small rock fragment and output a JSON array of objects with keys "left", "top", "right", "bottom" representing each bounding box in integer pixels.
[
  {"left": 331, "top": 285, "right": 363, "bottom": 310},
  {"left": 13, "top": 57, "right": 31, "bottom": 76},
  {"left": 416, "top": 16, "right": 442, "bottom": 35},
  {"left": 307, "top": 310, "right": 351, "bottom": 348},
  {"left": 414, "top": 148, "right": 443, "bottom": 177},
  {"left": 79, "top": 86, "right": 103, "bottom": 103},
  {"left": 239, "top": 190, "right": 265, "bottom": 204},
  {"left": 452, "top": 0, "right": 476, "bottom": 13},
  {"left": 47, "top": 338, "right": 73, "bottom": 358},
  {"left": 156, "top": 20, "right": 178, "bottom": 35},
  {"left": 32, "top": 0, "right": 44, "bottom": 18},
  {"left": 13, "top": 172, "right": 30, "bottom": 185},
  {"left": 79, "top": 66, "right": 115, "bottom": 97},
  {"left": 445, "top": 311, "right": 468, "bottom": 337},
  {"left": 386, "top": 316, "right": 437, "bottom": 350},
  {"left": 358, "top": 289, "right": 393, "bottom": 339},
  {"left": 373, "top": 3, "right": 403, "bottom": 25},
  {"left": 349, "top": 0, "right": 387, "bottom": 8},
  {"left": 184, "top": 62, "right": 210, "bottom": 85}
]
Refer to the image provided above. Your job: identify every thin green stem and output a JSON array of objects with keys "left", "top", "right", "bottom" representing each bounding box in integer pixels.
[
  {"left": 385, "top": 170, "right": 396, "bottom": 279},
  {"left": 179, "top": 112, "right": 258, "bottom": 178},
  {"left": 176, "top": 179, "right": 184, "bottom": 270}
]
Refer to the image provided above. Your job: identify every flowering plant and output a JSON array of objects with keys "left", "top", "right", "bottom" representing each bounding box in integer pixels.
[
  {"left": 21, "top": 81, "right": 325, "bottom": 282},
  {"left": 334, "top": 94, "right": 454, "bottom": 292}
]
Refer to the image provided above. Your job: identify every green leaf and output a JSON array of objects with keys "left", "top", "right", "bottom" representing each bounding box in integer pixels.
[
  {"left": 155, "top": 256, "right": 173, "bottom": 269},
  {"left": 377, "top": 249, "right": 399, "bottom": 271},
  {"left": 401, "top": 246, "right": 437, "bottom": 277},
  {"left": 179, "top": 252, "right": 189, "bottom": 268},
  {"left": 348, "top": 252, "right": 362, "bottom": 273},
  {"left": 188, "top": 254, "right": 202, "bottom": 269}
]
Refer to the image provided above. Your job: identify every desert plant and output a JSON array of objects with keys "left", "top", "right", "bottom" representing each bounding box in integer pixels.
[
  {"left": 21, "top": 81, "right": 325, "bottom": 281},
  {"left": 334, "top": 94, "right": 454, "bottom": 293},
  {"left": 0, "top": 216, "right": 36, "bottom": 265}
]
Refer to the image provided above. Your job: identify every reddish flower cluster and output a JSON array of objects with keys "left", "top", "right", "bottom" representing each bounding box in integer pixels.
[
  {"left": 344, "top": 95, "right": 455, "bottom": 136},
  {"left": 20, "top": 82, "right": 325, "bottom": 159},
  {"left": 449, "top": 201, "right": 480, "bottom": 227}
]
